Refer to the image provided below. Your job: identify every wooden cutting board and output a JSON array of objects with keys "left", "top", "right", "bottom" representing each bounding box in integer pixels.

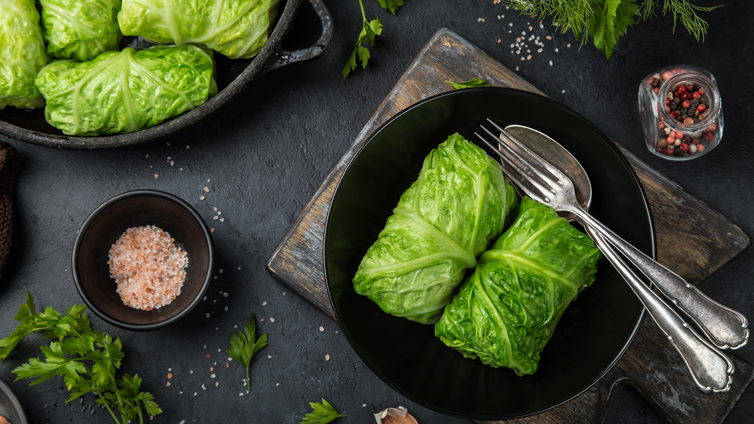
[{"left": 267, "top": 28, "right": 753, "bottom": 423}]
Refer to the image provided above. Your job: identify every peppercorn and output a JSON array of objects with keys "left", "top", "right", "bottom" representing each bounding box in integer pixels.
[
  {"left": 658, "top": 139, "right": 668, "bottom": 149},
  {"left": 700, "top": 95, "right": 709, "bottom": 104},
  {"left": 690, "top": 99, "right": 699, "bottom": 107}
]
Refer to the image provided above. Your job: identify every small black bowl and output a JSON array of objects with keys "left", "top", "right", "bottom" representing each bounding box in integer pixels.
[{"left": 72, "top": 190, "right": 214, "bottom": 331}]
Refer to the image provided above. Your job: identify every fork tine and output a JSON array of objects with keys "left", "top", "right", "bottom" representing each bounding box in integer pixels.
[
  {"left": 478, "top": 125, "right": 561, "bottom": 201},
  {"left": 487, "top": 119, "right": 570, "bottom": 185},
  {"left": 475, "top": 130, "right": 549, "bottom": 204},
  {"left": 481, "top": 124, "right": 563, "bottom": 197}
]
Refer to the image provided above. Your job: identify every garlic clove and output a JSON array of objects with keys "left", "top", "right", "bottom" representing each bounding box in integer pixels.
[{"left": 374, "top": 406, "right": 418, "bottom": 424}]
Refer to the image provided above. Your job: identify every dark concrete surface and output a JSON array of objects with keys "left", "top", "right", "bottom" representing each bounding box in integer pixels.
[{"left": 1, "top": 1, "right": 753, "bottom": 423}]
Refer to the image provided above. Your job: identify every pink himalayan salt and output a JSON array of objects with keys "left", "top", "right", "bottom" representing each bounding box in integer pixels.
[{"left": 108, "top": 225, "right": 188, "bottom": 311}]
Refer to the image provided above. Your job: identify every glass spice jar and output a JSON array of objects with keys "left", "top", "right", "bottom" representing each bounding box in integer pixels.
[{"left": 638, "top": 65, "right": 723, "bottom": 160}]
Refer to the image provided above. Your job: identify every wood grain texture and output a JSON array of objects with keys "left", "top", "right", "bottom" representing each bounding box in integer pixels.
[{"left": 266, "top": 28, "right": 752, "bottom": 423}]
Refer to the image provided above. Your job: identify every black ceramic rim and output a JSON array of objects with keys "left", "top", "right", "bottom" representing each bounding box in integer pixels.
[
  {"left": 0, "top": 0, "right": 333, "bottom": 149},
  {"left": 323, "top": 87, "right": 656, "bottom": 420},
  {"left": 71, "top": 189, "right": 215, "bottom": 331},
  {"left": 0, "top": 379, "right": 27, "bottom": 424}
]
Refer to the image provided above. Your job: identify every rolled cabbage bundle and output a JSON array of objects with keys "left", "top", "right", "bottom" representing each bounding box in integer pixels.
[
  {"left": 353, "top": 134, "right": 519, "bottom": 324},
  {"left": 0, "top": 0, "right": 49, "bottom": 110},
  {"left": 117, "top": 0, "right": 280, "bottom": 59},
  {"left": 36, "top": 45, "right": 217, "bottom": 136},
  {"left": 435, "top": 197, "right": 602, "bottom": 375},
  {"left": 40, "top": 0, "right": 122, "bottom": 61}
]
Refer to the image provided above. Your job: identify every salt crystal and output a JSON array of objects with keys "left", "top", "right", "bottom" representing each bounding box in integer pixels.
[
  {"left": 204, "top": 187, "right": 210, "bottom": 192},
  {"left": 549, "top": 60, "right": 553, "bottom": 66},
  {"left": 211, "top": 374, "right": 216, "bottom": 379},
  {"left": 270, "top": 317, "right": 275, "bottom": 323},
  {"left": 325, "top": 354, "right": 330, "bottom": 361},
  {"left": 201, "top": 384, "right": 206, "bottom": 391},
  {"left": 154, "top": 174, "right": 159, "bottom": 179},
  {"left": 206, "top": 313, "right": 210, "bottom": 318},
  {"left": 223, "top": 292, "right": 229, "bottom": 297},
  {"left": 224, "top": 306, "right": 228, "bottom": 311},
  {"left": 319, "top": 326, "right": 324, "bottom": 332}
]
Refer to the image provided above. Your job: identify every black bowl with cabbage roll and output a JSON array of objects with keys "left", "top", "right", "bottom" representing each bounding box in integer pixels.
[
  {"left": 0, "top": 0, "right": 333, "bottom": 148},
  {"left": 324, "top": 88, "right": 654, "bottom": 420}
]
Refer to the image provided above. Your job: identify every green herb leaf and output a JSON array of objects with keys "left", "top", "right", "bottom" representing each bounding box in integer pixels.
[
  {"left": 2, "top": 292, "right": 161, "bottom": 424},
  {"left": 300, "top": 398, "right": 345, "bottom": 424},
  {"left": 446, "top": 78, "right": 492, "bottom": 90},
  {"left": 227, "top": 313, "right": 268, "bottom": 392},
  {"left": 343, "top": 0, "right": 385, "bottom": 79},
  {"left": 377, "top": 0, "right": 405, "bottom": 15}
]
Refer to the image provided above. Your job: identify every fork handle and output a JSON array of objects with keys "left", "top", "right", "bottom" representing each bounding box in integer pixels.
[
  {"left": 584, "top": 225, "right": 734, "bottom": 393},
  {"left": 572, "top": 207, "right": 749, "bottom": 350}
]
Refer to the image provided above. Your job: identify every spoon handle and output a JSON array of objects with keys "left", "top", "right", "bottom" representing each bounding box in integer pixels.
[
  {"left": 584, "top": 225, "right": 734, "bottom": 393},
  {"left": 573, "top": 207, "right": 749, "bottom": 351}
]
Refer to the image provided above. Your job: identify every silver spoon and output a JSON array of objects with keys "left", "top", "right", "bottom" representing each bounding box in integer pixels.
[{"left": 493, "top": 125, "right": 734, "bottom": 393}]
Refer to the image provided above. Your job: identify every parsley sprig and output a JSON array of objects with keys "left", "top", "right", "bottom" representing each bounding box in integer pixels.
[
  {"left": 227, "top": 313, "right": 268, "bottom": 392},
  {"left": 0, "top": 292, "right": 161, "bottom": 424},
  {"left": 343, "top": 0, "right": 409, "bottom": 79},
  {"left": 300, "top": 398, "right": 345, "bottom": 424}
]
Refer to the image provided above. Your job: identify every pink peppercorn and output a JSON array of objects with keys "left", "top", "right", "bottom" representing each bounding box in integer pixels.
[{"left": 697, "top": 104, "right": 707, "bottom": 112}]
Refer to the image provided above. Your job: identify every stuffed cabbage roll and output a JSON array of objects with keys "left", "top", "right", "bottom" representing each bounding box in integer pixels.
[
  {"left": 353, "top": 134, "right": 519, "bottom": 324},
  {"left": 36, "top": 45, "right": 217, "bottom": 136},
  {"left": 40, "top": 0, "right": 122, "bottom": 61},
  {"left": 435, "top": 197, "right": 602, "bottom": 375},
  {"left": 0, "top": 0, "right": 49, "bottom": 110},
  {"left": 117, "top": 0, "right": 280, "bottom": 59}
]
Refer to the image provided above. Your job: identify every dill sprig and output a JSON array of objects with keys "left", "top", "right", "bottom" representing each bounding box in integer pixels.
[{"left": 505, "top": 0, "right": 721, "bottom": 58}]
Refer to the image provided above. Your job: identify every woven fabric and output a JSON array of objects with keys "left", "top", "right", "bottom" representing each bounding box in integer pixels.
[{"left": 0, "top": 142, "right": 17, "bottom": 279}]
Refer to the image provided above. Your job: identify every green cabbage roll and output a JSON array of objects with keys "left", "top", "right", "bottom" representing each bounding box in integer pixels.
[
  {"left": 40, "top": 0, "right": 122, "bottom": 61},
  {"left": 36, "top": 45, "right": 217, "bottom": 136},
  {"left": 117, "top": 0, "right": 280, "bottom": 59},
  {"left": 435, "top": 197, "right": 602, "bottom": 375},
  {"left": 353, "top": 134, "right": 519, "bottom": 324},
  {"left": 0, "top": 0, "right": 49, "bottom": 110}
]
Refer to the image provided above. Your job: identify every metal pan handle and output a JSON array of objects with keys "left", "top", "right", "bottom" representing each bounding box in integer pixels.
[{"left": 264, "top": 0, "right": 333, "bottom": 72}]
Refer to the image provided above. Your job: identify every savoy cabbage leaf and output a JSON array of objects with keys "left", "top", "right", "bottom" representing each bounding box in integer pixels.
[
  {"left": 435, "top": 197, "right": 602, "bottom": 375},
  {"left": 118, "top": 0, "right": 280, "bottom": 59},
  {"left": 41, "top": 0, "right": 122, "bottom": 61},
  {"left": 353, "top": 134, "right": 519, "bottom": 324},
  {"left": 0, "top": 0, "right": 48, "bottom": 110},
  {"left": 36, "top": 45, "right": 217, "bottom": 136}
]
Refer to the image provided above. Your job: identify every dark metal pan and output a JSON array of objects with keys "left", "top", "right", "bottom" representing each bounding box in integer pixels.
[{"left": 0, "top": 0, "right": 333, "bottom": 149}]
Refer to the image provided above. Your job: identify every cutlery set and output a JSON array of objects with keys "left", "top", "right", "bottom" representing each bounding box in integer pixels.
[{"left": 477, "top": 120, "right": 748, "bottom": 393}]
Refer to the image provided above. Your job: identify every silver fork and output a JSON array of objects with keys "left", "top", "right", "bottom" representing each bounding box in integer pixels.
[
  {"left": 477, "top": 119, "right": 748, "bottom": 351},
  {"left": 476, "top": 120, "right": 741, "bottom": 393}
]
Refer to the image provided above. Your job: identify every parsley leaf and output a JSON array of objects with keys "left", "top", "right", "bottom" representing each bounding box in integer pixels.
[
  {"left": 227, "top": 313, "right": 268, "bottom": 392},
  {"left": 377, "top": 0, "right": 405, "bottom": 15},
  {"left": 342, "top": 0, "right": 385, "bottom": 79},
  {"left": 300, "top": 399, "right": 345, "bottom": 424},
  {"left": 446, "top": 78, "right": 492, "bottom": 90},
  {"left": 1, "top": 292, "right": 161, "bottom": 424}
]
